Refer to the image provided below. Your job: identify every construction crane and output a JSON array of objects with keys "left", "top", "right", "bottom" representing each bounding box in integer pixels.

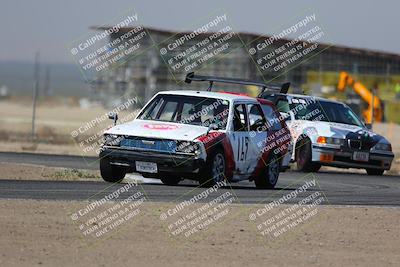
[{"left": 337, "top": 71, "right": 383, "bottom": 123}]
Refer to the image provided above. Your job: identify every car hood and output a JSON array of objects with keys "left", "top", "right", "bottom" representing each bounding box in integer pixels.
[
  {"left": 104, "top": 119, "right": 209, "bottom": 141},
  {"left": 289, "top": 120, "right": 389, "bottom": 144},
  {"left": 314, "top": 121, "right": 371, "bottom": 138}
]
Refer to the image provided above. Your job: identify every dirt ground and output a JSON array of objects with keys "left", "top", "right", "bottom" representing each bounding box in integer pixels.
[
  {"left": 0, "top": 200, "right": 399, "bottom": 267},
  {"left": 0, "top": 162, "right": 100, "bottom": 181},
  {"left": 0, "top": 160, "right": 399, "bottom": 266}
]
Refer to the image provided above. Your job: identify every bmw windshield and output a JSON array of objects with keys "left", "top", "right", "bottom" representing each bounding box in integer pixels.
[
  {"left": 276, "top": 97, "right": 364, "bottom": 127},
  {"left": 295, "top": 100, "right": 363, "bottom": 127}
]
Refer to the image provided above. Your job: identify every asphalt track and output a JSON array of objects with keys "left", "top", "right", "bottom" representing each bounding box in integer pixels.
[{"left": 1, "top": 152, "right": 400, "bottom": 206}]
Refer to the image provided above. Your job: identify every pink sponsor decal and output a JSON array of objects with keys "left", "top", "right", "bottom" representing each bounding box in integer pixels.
[{"left": 143, "top": 123, "right": 179, "bottom": 130}]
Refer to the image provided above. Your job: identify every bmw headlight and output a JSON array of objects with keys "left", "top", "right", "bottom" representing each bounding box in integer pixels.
[
  {"left": 373, "top": 143, "right": 392, "bottom": 151},
  {"left": 317, "top": 136, "right": 345, "bottom": 146},
  {"left": 103, "top": 134, "right": 122, "bottom": 146}
]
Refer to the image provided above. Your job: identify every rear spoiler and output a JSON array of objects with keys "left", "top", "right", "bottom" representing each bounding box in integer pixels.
[{"left": 184, "top": 72, "right": 290, "bottom": 94}]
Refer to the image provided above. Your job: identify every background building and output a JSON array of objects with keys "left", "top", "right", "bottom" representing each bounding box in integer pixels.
[{"left": 91, "top": 26, "right": 400, "bottom": 122}]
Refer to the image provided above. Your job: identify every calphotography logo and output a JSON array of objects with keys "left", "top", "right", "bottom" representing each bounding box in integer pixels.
[
  {"left": 249, "top": 175, "right": 327, "bottom": 241},
  {"left": 159, "top": 181, "right": 237, "bottom": 238},
  {"left": 246, "top": 12, "right": 330, "bottom": 81},
  {"left": 156, "top": 12, "right": 242, "bottom": 82},
  {"left": 69, "top": 182, "right": 146, "bottom": 243},
  {"left": 68, "top": 9, "right": 148, "bottom": 80},
  {"left": 70, "top": 96, "right": 140, "bottom": 157}
]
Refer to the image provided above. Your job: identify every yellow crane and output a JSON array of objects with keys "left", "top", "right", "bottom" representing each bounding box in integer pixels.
[{"left": 337, "top": 71, "right": 383, "bottom": 123}]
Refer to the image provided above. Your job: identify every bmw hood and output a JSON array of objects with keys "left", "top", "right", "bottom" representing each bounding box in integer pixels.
[
  {"left": 104, "top": 119, "right": 209, "bottom": 141},
  {"left": 312, "top": 121, "right": 372, "bottom": 138},
  {"left": 291, "top": 120, "right": 389, "bottom": 144}
]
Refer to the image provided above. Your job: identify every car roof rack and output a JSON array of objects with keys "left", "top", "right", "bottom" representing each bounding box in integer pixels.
[{"left": 184, "top": 72, "right": 290, "bottom": 94}]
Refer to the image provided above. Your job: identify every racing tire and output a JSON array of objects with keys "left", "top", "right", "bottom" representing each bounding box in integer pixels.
[
  {"left": 160, "top": 175, "right": 182, "bottom": 186},
  {"left": 199, "top": 149, "right": 226, "bottom": 187},
  {"left": 366, "top": 168, "right": 384, "bottom": 176},
  {"left": 100, "top": 158, "right": 126, "bottom": 183},
  {"left": 296, "top": 138, "right": 321, "bottom": 172},
  {"left": 254, "top": 155, "right": 280, "bottom": 189}
]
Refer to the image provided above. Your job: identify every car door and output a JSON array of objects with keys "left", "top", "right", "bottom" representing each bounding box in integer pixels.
[
  {"left": 261, "top": 103, "right": 293, "bottom": 166},
  {"left": 228, "top": 103, "right": 252, "bottom": 178},
  {"left": 246, "top": 103, "right": 269, "bottom": 172}
]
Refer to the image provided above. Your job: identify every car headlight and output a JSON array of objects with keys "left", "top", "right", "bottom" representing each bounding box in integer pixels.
[
  {"left": 317, "top": 136, "right": 344, "bottom": 146},
  {"left": 103, "top": 134, "right": 122, "bottom": 146},
  {"left": 175, "top": 141, "right": 201, "bottom": 155},
  {"left": 374, "top": 143, "right": 392, "bottom": 151}
]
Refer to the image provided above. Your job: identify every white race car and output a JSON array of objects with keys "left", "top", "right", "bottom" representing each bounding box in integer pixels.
[
  {"left": 260, "top": 92, "right": 394, "bottom": 175},
  {"left": 99, "top": 74, "right": 293, "bottom": 188}
]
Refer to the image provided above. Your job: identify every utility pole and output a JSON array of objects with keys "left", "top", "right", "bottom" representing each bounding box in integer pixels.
[
  {"left": 31, "top": 52, "right": 40, "bottom": 141},
  {"left": 44, "top": 65, "right": 50, "bottom": 96}
]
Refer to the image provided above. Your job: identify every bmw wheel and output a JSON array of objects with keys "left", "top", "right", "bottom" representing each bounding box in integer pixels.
[
  {"left": 296, "top": 138, "right": 321, "bottom": 172},
  {"left": 366, "top": 168, "right": 384, "bottom": 176}
]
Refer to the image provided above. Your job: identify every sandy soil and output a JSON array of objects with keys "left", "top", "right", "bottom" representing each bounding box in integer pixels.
[
  {"left": 0, "top": 101, "right": 138, "bottom": 137},
  {"left": 0, "top": 162, "right": 100, "bottom": 181},
  {"left": 0, "top": 200, "right": 399, "bottom": 267}
]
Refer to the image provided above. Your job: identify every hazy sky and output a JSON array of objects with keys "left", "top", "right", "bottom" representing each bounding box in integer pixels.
[{"left": 1, "top": 0, "right": 399, "bottom": 63}]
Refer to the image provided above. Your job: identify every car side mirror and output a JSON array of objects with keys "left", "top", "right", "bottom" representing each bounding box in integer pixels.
[
  {"left": 365, "top": 123, "right": 372, "bottom": 130},
  {"left": 108, "top": 112, "right": 118, "bottom": 126}
]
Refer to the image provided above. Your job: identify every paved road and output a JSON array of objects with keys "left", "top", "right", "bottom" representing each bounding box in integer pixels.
[{"left": 0, "top": 152, "right": 399, "bottom": 206}]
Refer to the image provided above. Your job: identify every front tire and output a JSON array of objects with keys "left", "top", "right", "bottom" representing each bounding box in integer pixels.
[
  {"left": 255, "top": 155, "right": 280, "bottom": 189},
  {"left": 100, "top": 158, "right": 126, "bottom": 183},
  {"left": 296, "top": 138, "right": 321, "bottom": 172},
  {"left": 366, "top": 168, "right": 384, "bottom": 176},
  {"left": 199, "top": 149, "right": 226, "bottom": 187}
]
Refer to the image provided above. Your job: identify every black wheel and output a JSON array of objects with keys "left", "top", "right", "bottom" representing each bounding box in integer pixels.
[
  {"left": 255, "top": 155, "right": 280, "bottom": 189},
  {"left": 100, "top": 158, "right": 126, "bottom": 183},
  {"left": 366, "top": 168, "right": 384, "bottom": 176},
  {"left": 160, "top": 175, "right": 182, "bottom": 185},
  {"left": 296, "top": 138, "right": 321, "bottom": 172},
  {"left": 199, "top": 149, "right": 226, "bottom": 187}
]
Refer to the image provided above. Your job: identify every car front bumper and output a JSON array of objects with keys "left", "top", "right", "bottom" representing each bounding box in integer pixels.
[
  {"left": 99, "top": 146, "right": 206, "bottom": 177},
  {"left": 311, "top": 144, "right": 394, "bottom": 170}
]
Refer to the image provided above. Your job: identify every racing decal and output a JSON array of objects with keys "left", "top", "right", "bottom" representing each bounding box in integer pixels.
[
  {"left": 237, "top": 136, "right": 250, "bottom": 162},
  {"left": 143, "top": 124, "right": 179, "bottom": 130}
]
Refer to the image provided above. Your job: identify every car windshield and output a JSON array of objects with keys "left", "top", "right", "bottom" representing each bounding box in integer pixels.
[
  {"left": 137, "top": 94, "right": 230, "bottom": 129},
  {"left": 288, "top": 99, "right": 364, "bottom": 127}
]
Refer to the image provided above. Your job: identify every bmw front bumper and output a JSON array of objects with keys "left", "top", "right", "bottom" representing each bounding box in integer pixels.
[{"left": 311, "top": 144, "right": 394, "bottom": 170}]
